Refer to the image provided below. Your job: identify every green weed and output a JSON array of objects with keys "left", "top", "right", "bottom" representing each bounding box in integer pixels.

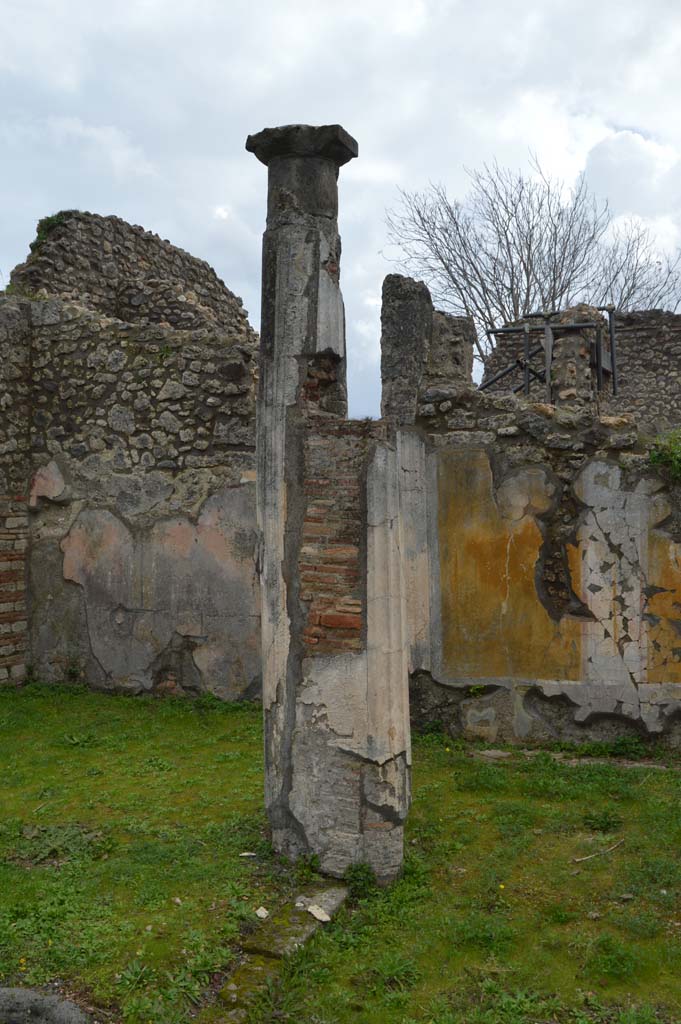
[
  {"left": 650, "top": 429, "right": 681, "bottom": 482},
  {"left": 583, "top": 807, "right": 624, "bottom": 832},
  {"left": 8, "top": 824, "right": 112, "bottom": 865},
  {"left": 29, "top": 211, "right": 83, "bottom": 254},
  {"left": 344, "top": 862, "right": 379, "bottom": 901},
  {"left": 450, "top": 910, "right": 516, "bottom": 953},
  {"left": 581, "top": 934, "right": 637, "bottom": 981},
  {"left": 363, "top": 951, "right": 420, "bottom": 994}
]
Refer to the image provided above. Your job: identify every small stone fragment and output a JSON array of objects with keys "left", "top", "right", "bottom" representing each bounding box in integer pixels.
[
  {"left": 306, "top": 904, "right": 331, "bottom": 923},
  {"left": 255, "top": 906, "right": 269, "bottom": 920}
]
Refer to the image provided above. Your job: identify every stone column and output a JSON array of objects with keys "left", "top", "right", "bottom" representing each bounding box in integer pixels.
[
  {"left": 247, "top": 123, "right": 354, "bottom": 862},
  {"left": 247, "top": 125, "right": 410, "bottom": 883}
]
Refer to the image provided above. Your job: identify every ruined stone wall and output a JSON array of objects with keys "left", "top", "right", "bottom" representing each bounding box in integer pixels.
[
  {"left": 607, "top": 311, "right": 681, "bottom": 432},
  {"left": 380, "top": 273, "right": 474, "bottom": 429},
  {"left": 1, "top": 215, "right": 260, "bottom": 697},
  {"left": 10, "top": 211, "right": 249, "bottom": 334},
  {"left": 29, "top": 303, "right": 255, "bottom": 470},
  {"left": 382, "top": 276, "right": 681, "bottom": 746},
  {"left": 5, "top": 191, "right": 680, "bottom": 765},
  {"left": 482, "top": 308, "right": 681, "bottom": 432}
]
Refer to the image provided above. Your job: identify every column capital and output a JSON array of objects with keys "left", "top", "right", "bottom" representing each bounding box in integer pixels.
[{"left": 246, "top": 124, "right": 358, "bottom": 167}]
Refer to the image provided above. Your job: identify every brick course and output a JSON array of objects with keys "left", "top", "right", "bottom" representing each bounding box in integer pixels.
[
  {"left": 0, "top": 298, "right": 31, "bottom": 684},
  {"left": 299, "top": 356, "right": 382, "bottom": 656},
  {"left": 0, "top": 497, "right": 28, "bottom": 681}
]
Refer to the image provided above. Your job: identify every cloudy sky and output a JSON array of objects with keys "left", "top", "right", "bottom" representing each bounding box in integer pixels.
[{"left": 2, "top": 0, "right": 680, "bottom": 415}]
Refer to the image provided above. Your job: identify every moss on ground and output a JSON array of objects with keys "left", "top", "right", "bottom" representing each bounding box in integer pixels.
[{"left": 2, "top": 687, "right": 681, "bottom": 1023}]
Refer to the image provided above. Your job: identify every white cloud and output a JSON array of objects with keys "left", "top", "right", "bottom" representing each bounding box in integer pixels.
[
  {"left": 497, "top": 93, "right": 614, "bottom": 184},
  {"left": 47, "top": 118, "right": 157, "bottom": 180},
  {"left": 585, "top": 131, "right": 681, "bottom": 219}
]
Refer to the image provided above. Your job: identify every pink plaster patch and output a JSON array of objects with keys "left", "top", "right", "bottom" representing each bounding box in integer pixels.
[{"left": 30, "top": 461, "right": 66, "bottom": 508}]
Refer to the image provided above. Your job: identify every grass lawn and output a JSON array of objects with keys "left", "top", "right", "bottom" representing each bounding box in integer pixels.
[{"left": 1, "top": 686, "right": 681, "bottom": 1024}]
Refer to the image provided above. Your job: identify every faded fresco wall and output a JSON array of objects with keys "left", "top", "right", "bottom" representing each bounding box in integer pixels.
[
  {"left": 381, "top": 278, "right": 681, "bottom": 744},
  {"left": 418, "top": 401, "right": 681, "bottom": 744},
  {"left": 1, "top": 213, "right": 260, "bottom": 697},
  {"left": 434, "top": 444, "right": 681, "bottom": 691}
]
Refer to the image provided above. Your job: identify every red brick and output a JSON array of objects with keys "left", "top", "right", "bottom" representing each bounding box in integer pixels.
[
  {"left": 0, "top": 647, "right": 20, "bottom": 658},
  {"left": 318, "top": 546, "right": 359, "bottom": 563},
  {"left": 0, "top": 610, "right": 27, "bottom": 624},
  {"left": 319, "top": 612, "right": 362, "bottom": 630},
  {"left": 0, "top": 569, "right": 24, "bottom": 585},
  {"left": 301, "top": 523, "right": 329, "bottom": 537}
]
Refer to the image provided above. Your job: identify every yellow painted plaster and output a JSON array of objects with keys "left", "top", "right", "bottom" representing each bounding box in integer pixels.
[
  {"left": 438, "top": 449, "right": 582, "bottom": 681},
  {"left": 647, "top": 531, "right": 681, "bottom": 683}
]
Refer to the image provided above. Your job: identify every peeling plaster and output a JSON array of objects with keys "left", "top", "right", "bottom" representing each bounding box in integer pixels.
[
  {"left": 29, "top": 460, "right": 68, "bottom": 508},
  {"left": 430, "top": 448, "right": 681, "bottom": 737}
]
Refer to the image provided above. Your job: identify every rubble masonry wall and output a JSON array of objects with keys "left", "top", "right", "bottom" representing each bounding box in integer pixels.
[{"left": 1, "top": 214, "right": 260, "bottom": 697}]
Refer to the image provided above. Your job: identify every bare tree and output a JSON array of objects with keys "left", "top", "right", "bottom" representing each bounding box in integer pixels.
[{"left": 385, "top": 160, "right": 681, "bottom": 364}]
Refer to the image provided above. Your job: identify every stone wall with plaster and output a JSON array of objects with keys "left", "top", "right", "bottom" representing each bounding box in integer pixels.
[
  {"left": 380, "top": 273, "right": 474, "bottom": 429},
  {"left": 383, "top": 276, "right": 681, "bottom": 745},
  {"left": 1, "top": 215, "right": 260, "bottom": 697}
]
